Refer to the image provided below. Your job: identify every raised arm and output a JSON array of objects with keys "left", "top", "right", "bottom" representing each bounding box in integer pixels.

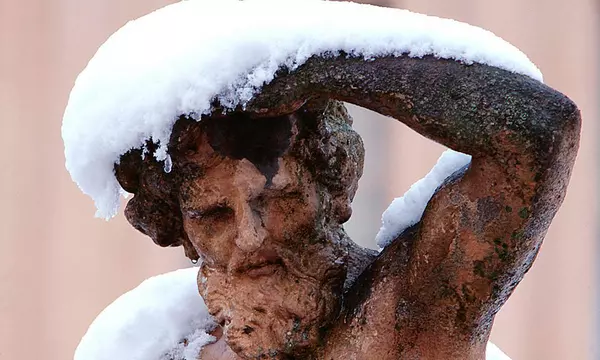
[{"left": 245, "top": 55, "right": 581, "bottom": 358}]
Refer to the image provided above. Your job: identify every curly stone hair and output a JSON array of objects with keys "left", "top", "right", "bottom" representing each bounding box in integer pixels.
[{"left": 114, "top": 99, "right": 365, "bottom": 259}]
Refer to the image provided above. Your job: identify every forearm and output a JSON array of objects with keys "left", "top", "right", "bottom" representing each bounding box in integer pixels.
[{"left": 248, "top": 55, "right": 579, "bottom": 171}]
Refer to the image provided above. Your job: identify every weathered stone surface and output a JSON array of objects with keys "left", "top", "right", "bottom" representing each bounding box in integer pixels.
[{"left": 116, "top": 55, "right": 580, "bottom": 359}]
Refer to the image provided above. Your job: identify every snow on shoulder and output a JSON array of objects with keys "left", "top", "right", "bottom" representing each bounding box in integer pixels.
[
  {"left": 74, "top": 267, "right": 216, "bottom": 360},
  {"left": 375, "top": 149, "right": 471, "bottom": 248},
  {"left": 486, "top": 342, "right": 513, "bottom": 360},
  {"left": 62, "top": 0, "right": 543, "bottom": 219}
]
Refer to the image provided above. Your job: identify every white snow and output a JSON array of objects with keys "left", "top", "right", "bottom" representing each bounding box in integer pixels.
[
  {"left": 487, "top": 342, "right": 512, "bottom": 360},
  {"left": 74, "top": 267, "right": 216, "bottom": 360},
  {"left": 75, "top": 266, "right": 511, "bottom": 359},
  {"left": 62, "top": 0, "right": 543, "bottom": 219},
  {"left": 375, "top": 149, "right": 471, "bottom": 248}
]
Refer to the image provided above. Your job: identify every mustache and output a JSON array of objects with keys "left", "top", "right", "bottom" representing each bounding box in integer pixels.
[
  {"left": 202, "top": 265, "right": 342, "bottom": 317},
  {"left": 225, "top": 243, "right": 347, "bottom": 287}
]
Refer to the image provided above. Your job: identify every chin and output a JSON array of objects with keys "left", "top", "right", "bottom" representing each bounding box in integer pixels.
[{"left": 200, "top": 265, "right": 344, "bottom": 358}]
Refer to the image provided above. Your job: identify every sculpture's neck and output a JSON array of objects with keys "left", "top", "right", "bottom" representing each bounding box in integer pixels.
[{"left": 338, "top": 229, "right": 379, "bottom": 291}]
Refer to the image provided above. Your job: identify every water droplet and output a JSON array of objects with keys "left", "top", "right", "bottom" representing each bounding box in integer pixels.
[
  {"left": 191, "top": 259, "right": 198, "bottom": 264},
  {"left": 163, "top": 154, "right": 173, "bottom": 173}
]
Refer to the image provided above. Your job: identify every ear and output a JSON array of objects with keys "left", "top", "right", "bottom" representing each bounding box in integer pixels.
[{"left": 123, "top": 192, "right": 185, "bottom": 248}]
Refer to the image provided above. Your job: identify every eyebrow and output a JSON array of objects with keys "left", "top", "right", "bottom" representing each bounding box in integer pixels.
[{"left": 183, "top": 204, "right": 234, "bottom": 220}]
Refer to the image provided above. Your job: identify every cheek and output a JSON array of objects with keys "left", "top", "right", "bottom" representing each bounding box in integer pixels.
[
  {"left": 261, "top": 192, "right": 319, "bottom": 242},
  {"left": 183, "top": 217, "right": 236, "bottom": 267}
]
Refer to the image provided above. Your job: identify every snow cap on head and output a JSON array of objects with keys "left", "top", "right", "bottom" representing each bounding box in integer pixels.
[{"left": 62, "top": 0, "right": 543, "bottom": 219}]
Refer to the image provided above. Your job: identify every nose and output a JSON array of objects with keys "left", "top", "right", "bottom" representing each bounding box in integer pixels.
[{"left": 234, "top": 204, "right": 266, "bottom": 253}]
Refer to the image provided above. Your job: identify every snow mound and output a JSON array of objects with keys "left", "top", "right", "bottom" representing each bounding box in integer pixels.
[
  {"left": 74, "top": 267, "right": 216, "bottom": 360},
  {"left": 62, "top": 0, "right": 542, "bottom": 219},
  {"left": 486, "top": 342, "right": 512, "bottom": 360},
  {"left": 375, "top": 149, "right": 471, "bottom": 248}
]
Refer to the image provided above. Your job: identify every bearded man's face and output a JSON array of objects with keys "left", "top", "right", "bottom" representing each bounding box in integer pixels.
[
  {"left": 176, "top": 116, "right": 348, "bottom": 358},
  {"left": 119, "top": 110, "right": 358, "bottom": 358}
]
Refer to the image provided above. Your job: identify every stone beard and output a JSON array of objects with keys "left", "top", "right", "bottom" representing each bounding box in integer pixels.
[{"left": 199, "top": 241, "right": 344, "bottom": 358}]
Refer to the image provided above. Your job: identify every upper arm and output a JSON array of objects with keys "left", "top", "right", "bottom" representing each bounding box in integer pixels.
[
  {"left": 397, "top": 103, "right": 580, "bottom": 343},
  {"left": 244, "top": 53, "right": 581, "bottom": 357}
]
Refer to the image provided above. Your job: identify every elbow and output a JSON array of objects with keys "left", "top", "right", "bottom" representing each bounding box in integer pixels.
[
  {"left": 518, "top": 87, "right": 581, "bottom": 173},
  {"left": 526, "top": 92, "right": 581, "bottom": 220},
  {"left": 540, "top": 93, "right": 581, "bottom": 172},
  {"left": 552, "top": 94, "right": 581, "bottom": 147}
]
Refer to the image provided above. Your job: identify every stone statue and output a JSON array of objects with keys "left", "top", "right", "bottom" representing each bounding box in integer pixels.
[{"left": 113, "top": 55, "right": 581, "bottom": 360}]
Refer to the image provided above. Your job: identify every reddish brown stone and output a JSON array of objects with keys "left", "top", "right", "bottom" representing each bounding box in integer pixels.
[{"left": 116, "top": 55, "right": 580, "bottom": 359}]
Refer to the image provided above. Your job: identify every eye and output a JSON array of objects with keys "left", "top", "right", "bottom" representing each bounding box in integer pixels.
[
  {"left": 283, "top": 190, "right": 304, "bottom": 199},
  {"left": 186, "top": 205, "right": 234, "bottom": 221}
]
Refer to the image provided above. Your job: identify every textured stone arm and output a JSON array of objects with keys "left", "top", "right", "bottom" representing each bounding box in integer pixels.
[{"left": 245, "top": 55, "right": 581, "bottom": 358}]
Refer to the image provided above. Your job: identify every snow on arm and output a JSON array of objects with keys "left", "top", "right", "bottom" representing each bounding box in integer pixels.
[
  {"left": 375, "top": 149, "right": 471, "bottom": 248},
  {"left": 62, "top": 0, "right": 542, "bottom": 219},
  {"left": 74, "top": 267, "right": 216, "bottom": 360}
]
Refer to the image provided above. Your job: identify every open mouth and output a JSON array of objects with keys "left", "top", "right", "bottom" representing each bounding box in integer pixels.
[
  {"left": 230, "top": 248, "right": 285, "bottom": 278},
  {"left": 244, "top": 261, "right": 283, "bottom": 278},
  {"left": 246, "top": 262, "right": 283, "bottom": 278},
  {"left": 236, "top": 251, "right": 284, "bottom": 278}
]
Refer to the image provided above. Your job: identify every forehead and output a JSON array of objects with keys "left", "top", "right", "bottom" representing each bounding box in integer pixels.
[
  {"left": 179, "top": 155, "right": 312, "bottom": 209},
  {"left": 172, "top": 112, "right": 299, "bottom": 186},
  {"left": 179, "top": 158, "right": 266, "bottom": 204}
]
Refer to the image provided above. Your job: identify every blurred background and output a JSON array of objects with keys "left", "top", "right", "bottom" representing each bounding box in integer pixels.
[{"left": 0, "top": 0, "right": 597, "bottom": 359}]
